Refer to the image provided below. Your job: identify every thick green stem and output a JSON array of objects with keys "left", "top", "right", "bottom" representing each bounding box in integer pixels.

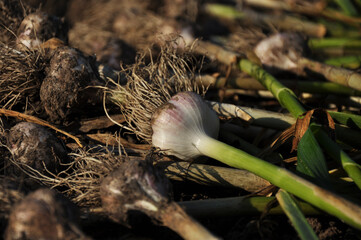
[
  {"left": 299, "top": 58, "right": 361, "bottom": 92},
  {"left": 204, "top": 3, "right": 326, "bottom": 37},
  {"left": 321, "top": 8, "right": 361, "bottom": 27},
  {"left": 243, "top": 0, "right": 326, "bottom": 14},
  {"left": 325, "top": 55, "right": 361, "bottom": 69},
  {"left": 289, "top": 81, "right": 361, "bottom": 96},
  {"left": 238, "top": 59, "right": 306, "bottom": 118},
  {"left": 309, "top": 38, "right": 361, "bottom": 49},
  {"left": 195, "top": 134, "right": 361, "bottom": 229},
  {"left": 198, "top": 74, "right": 361, "bottom": 96},
  {"left": 318, "top": 19, "right": 361, "bottom": 38}
]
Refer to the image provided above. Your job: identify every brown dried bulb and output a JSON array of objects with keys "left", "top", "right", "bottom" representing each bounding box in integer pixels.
[
  {"left": 5, "top": 188, "right": 89, "bottom": 240},
  {"left": 40, "top": 46, "right": 102, "bottom": 123},
  {"left": 100, "top": 159, "right": 219, "bottom": 240},
  {"left": 16, "top": 12, "right": 67, "bottom": 51},
  {"left": 7, "top": 122, "right": 67, "bottom": 176},
  {"left": 100, "top": 159, "right": 172, "bottom": 225}
]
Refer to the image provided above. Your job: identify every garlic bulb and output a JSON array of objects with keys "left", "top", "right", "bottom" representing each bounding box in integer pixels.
[
  {"left": 100, "top": 159, "right": 172, "bottom": 225},
  {"left": 16, "top": 12, "right": 67, "bottom": 51},
  {"left": 7, "top": 122, "right": 68, "bottom": 175},
  {"left": 5, "top": 188, "right": 88, "bottom": 240},
  {"left": 151, "top": 92, "right": 220, "bottom": 160},
  {"left": 254, "top": 33, "right": 307, "bottom": 72}
]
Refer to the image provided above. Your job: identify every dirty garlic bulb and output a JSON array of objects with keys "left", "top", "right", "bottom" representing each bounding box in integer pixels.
[
  {"left": 16, "top": 12, "right": 67, "bottom": 51},
  {"left": 151, "top": 91, "right": 220, "bottom": 160},
  {"left": 254, "top": 33, "right": 307, "bottom": 73},
  {"left": 7, "top": 122, "right": 68, "bottom": 176},
  {"left": 5, "top": 188, "right": 89, "bottom": 240},
  {"left": 101, "top": 159, "right": 219, "bottom": 240}
]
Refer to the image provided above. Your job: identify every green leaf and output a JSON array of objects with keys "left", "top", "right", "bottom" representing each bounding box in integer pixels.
[
  {"left": 311, "top": 125, "right": 361, "bottom": 190},
  {"left": 329, "top": 111, "right": 361, "bottom": 130},
  {"left": 276, "top": 190, "right": 319, "bottom": 240},
  {"left": 297, "top": 128, "right": 330, "bottom": 186}
]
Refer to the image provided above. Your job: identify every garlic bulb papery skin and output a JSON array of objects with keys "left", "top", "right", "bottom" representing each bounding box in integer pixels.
[
  {"left": 151, "top": 92, "right": 220, "bottom": 160},
  {"left": 254, "top": 33, "right": 306, "bottom": 72}
]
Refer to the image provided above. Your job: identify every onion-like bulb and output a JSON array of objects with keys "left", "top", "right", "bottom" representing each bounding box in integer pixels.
[{"left": 151, "top": 92, "right": 219, "bottom": 160}]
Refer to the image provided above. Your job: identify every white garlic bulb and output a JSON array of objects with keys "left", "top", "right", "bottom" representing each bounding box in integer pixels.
[
  {"left": 151, "top": 92, "right": 220, "bottom": 160},
  {"left": 254, "top": 33, "right": 306, "bottom": 72}
]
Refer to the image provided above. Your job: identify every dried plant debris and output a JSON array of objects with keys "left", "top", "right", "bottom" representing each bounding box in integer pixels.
[
  {"left": 224, "top": 26, "right": 267, "bottom": 55},
  {"left": 6, "top": 122, "right": 68, "bottom": 178},
  {"left": 0, "top": 43, "right": 46, "bottom": 109},
  {"left": 4, "top": 188, "right": 90, "bottom": 240},
  {"left": 108, "top": 43, "right": 201, "bottom": 143},
  {"left": 112, "top": 8, "right": 180, "bottom": 51},
  {"left": 16, "top": 11, "right": 68, "bottom": 51},
  {"left": 0, "top": 177, "right": 26, "bottom": 220},
  {"left": 0, "top": 0, "right": 36, "bottom": 44},
  {"left": 68, "top": 23, "right": 136, "bottom": 69},
  {"left": 40, "top": 46, "right": 102, "bottom": 123},
  {"left": 21, "top": 0, "right": 69, "bottom": 17},
  {"left": 155, "top": 0, "right": 199, "bottom": 22},
  {"left": 25, "top": 146, "right": 127, "bottom": 207},
  {"left": 66, "top": 0, "right": 185, "bottom": 52},
  {"left": 0, "top": 118, "right": 11, "bottom": 161}
]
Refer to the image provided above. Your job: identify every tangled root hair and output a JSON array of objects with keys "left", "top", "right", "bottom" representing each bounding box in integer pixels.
[
  {"left": 0, "top": 44, "right": 46, "bottom": 109},
  {"left": 108, "top": 40, "right": 203, "bottom": 143}
]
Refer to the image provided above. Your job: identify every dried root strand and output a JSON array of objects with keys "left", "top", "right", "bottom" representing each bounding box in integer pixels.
[
  {"left": 0, "top": 43, "right": 46, "bottom": 109},
  {"left": 108, "top": 41, "right": 202, "bottom": 143},
  {"left": 0, "top": 0, "right": 36, "bottom": 44},
  {"left": 16, "top": 145, "right": 127, "bottom": 207}
]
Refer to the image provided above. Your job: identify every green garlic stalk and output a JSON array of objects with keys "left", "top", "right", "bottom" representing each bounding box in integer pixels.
[{"left": 151, "top": 91, "right": 361, "bottom": 230}]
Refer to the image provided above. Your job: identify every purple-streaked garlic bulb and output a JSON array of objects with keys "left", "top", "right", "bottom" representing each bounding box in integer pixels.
[
  {"left": 100, "top": 159, "right": 172, "bottom": 225},
  {"left": 253, "top": 33, "right": 308, "bottom": 73},
  {"left": 7, "top": 122, "right": 67, "bottom": 175},
  {"left": 151, "top": 91, "right": 219, "bottom": 160},
  {"left": 5, "top": 188, "right": 89, "bottom": 240},
  {"left": 40, "top": 46, "right": 102, "bottom": 123},
  {"left": 16, "top": 12, "right": 67, "bottom": 51}
]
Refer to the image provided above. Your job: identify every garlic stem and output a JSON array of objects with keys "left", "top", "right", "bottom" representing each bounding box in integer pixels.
[
  {"left": 160, "top": 202, "right": 220, "bottom": 240},
  {"left": 151, "top": 92, "right": 361, "bottom": 229},
  {"left": 299, "top": 57, "right": 361, "bottom": 92},
  {"left": 208, "top": 101, "right": 295, "bottom": 129},
  {"left": 193, "top": 133, "right": 361, "bottom": 229},
  {"left": 158, "top": 161, "right": 271, "bottom": 191}
]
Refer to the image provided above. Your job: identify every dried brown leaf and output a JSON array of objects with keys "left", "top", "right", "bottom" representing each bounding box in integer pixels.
[{"left": 291, "top": 108, "right": 336, "bottom": 152}]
